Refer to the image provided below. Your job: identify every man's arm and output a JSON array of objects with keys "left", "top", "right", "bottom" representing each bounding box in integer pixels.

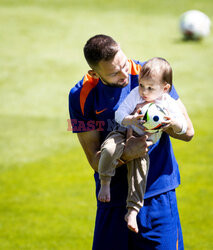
[
  {"left": 163, "top": 98, "right": 194, "bottom": 141},
  {"left": 77, "top": 129, "right": 153, "bottom": 171},
  {"left": 77, "top": 130, "right": 101, "bottom": 172}
]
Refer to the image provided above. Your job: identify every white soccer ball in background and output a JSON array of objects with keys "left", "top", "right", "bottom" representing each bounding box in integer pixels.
[
  {"left": 179, "top": 10, "right": 211, "bottom": 40},
  {"left": 138, "top": 103, "right": 167, "bottom": 133}
]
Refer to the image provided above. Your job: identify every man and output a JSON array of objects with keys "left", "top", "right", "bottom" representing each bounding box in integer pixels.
[{"left": 69, "top": 34, "right": 194, "bottom": 250}]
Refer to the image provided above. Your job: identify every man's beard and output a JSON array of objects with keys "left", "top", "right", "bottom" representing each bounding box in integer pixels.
[{"left": 99, "top": 76, "right": 129, "bottom": 88}]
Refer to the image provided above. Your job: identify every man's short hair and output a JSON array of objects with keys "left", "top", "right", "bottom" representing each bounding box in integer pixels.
[
  {"left": 139, "top": 57, "right": 173, "bottom": 89},
  {"left": 84, "top": 34, "right": 119, "bottom": 69}
]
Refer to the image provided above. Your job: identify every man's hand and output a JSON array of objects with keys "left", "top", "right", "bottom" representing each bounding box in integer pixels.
[{"left": 121, "top": 128, "right": 153, "bottom": 162}]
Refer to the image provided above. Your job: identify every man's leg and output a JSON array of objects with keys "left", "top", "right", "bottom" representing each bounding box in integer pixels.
[
  {"left": 92, "top": 206, "right": 130, "bottom": 250},
  {"left": 129, "top": 189, "right": 184, "bottom": 250}
]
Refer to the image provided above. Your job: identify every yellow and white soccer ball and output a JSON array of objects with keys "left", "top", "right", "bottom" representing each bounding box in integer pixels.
[
  {"left": 138, "top": 103, "right": 167, "bottom": 133},
  {"left": 179, "top": 10, "right": 211, "bottom": 40}
]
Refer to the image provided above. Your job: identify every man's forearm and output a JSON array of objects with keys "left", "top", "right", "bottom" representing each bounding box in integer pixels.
[
  {"left": 165, "top": 127, "right": 194, "bottom": 141},
  {"left": 170, "top": 98, "right": 194, "bottom": 141},
  {"left": 91, "top": 151, "right": 101, "bottom": 172},
  {"left": 77, "top": 131, "right": 101, "bottom": 172}
]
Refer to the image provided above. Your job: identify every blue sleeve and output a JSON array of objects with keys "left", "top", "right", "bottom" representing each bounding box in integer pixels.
[
  {"left": 133, "top": 59, "right": 147, "bottom": 67},
  {"left": 68, "top": 82, "right": 96, "bottom": 133},
  {"left": 169, "top": 85, "right": 179, "bottom": 100}
]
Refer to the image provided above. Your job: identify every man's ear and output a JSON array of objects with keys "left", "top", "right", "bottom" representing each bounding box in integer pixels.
[{"left": 88, "top": 70, "right": 99, "bottom": 79}]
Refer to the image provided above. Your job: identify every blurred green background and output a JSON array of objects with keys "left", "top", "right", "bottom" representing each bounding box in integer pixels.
[{"left": 0, "top": 0, "right": 212, "bottom": 249}]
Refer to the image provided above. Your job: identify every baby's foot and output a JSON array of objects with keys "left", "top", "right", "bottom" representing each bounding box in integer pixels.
[
  {"left": 125, "top": 208, "right": 139, "bottom": 233},
  {"left": 98, "top": 181, "right": 110, "bottom": 202}
]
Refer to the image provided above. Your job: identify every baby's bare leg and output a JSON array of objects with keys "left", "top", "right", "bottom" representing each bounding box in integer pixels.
[
  {"left": 125, "top": 208, "right": 139, "bottom": 233},
  {"left": 98, "top": 180, "right": 111, "bottom": 202}
]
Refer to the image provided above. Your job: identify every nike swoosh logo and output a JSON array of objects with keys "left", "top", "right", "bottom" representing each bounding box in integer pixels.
[{"left": 95, "top": 108, "right": 107, "bottom": 115}]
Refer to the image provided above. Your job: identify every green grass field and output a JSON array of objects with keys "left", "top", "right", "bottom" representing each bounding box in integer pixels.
[{"left": 0, "top": 0, "right": 212, "bottom": 249}]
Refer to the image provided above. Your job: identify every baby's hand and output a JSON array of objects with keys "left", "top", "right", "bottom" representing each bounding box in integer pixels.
[
  {"left": 162, "top": 115, "right": 182, "bottom": 134},
  {"left": 161, "top": 115, "right": 172, "bottom": 129},
  {"left": 131, "top": 112, "right": 144, "bottom": 122},
  {"left": 132, "top": 102, "right": 150, "bottom": 115},
  {"left": 122, "top": 113, "right": 145, "bottom": 130}
]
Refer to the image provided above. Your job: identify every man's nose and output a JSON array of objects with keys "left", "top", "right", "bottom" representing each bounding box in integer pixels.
[{"left": 120, "top": 68, "right": 128, "bottom": 78}]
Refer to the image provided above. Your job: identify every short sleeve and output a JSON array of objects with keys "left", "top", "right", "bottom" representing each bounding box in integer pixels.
[
  {"left": 169, "top": 85, "right": 179, "bottom": 100},
  {"left": 69, "top": 83, "right": 96, "bottom": 133}
]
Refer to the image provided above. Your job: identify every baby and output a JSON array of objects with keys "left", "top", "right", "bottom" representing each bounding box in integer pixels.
[{"left": 98, "top": 57, "right": 187, "bottom": 233}]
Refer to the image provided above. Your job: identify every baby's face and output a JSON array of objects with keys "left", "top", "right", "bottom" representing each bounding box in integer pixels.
[{"left": 138, "top": 77, "right": 168, "bottom": 102}]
